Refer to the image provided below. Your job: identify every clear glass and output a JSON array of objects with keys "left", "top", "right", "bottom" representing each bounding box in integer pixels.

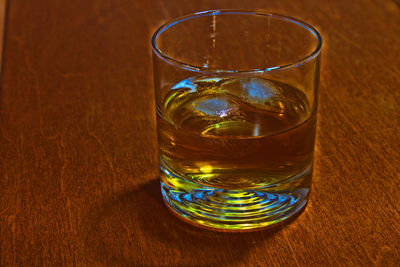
[{"left": 152, "top": 10, "right": 322, "bottom": 231}]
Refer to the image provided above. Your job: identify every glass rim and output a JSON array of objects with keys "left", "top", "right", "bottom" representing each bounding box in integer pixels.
[{"left": 151, "top": 9, "right": 322, "bottom": 74}]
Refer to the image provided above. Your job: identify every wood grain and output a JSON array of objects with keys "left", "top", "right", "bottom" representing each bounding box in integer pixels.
[
  {"left": 0, "top": 0, "right": 6, "bottom": 69},
  {"left": 0, "top": 0, "right": 399, "bottom": 266}
]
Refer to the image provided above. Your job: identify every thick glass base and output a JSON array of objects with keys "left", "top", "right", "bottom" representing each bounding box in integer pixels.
[{"left": 160, "top": 166, "right": 311, "bottom": 231}]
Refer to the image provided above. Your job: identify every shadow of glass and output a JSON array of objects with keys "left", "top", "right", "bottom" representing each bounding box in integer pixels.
[{"left": 83, "top": 178, "right": 298, "bottom": 266}]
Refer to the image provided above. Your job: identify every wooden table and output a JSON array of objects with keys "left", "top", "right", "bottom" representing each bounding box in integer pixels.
[{"left": 1, "top": 0, "right": 399, "bottom": 266}]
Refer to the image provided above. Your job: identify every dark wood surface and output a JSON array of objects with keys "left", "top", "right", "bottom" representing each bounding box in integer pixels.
[{"left": 1, "top": 0, "right": 399, "bottom": 266}]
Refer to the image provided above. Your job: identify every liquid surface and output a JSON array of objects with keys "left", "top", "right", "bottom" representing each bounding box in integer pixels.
[{"left": 157, "top": 77, "right": 316, "bottom": 190}]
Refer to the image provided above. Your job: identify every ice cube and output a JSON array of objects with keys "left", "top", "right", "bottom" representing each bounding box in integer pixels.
[
  {"left": 171, "top": 76, "right": 197, "bottom": 92},
  {"left": 192, "top": 96, "right": 238, "bottom": 118},
  {"left": 221, "top": 77, "right": 281, "bottom": 105},
  {"left": 240, "top": 78, "right": 280, "bottom": 103}
]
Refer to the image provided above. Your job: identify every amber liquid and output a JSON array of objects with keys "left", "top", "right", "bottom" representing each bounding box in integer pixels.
[{"left": 157, "top": 77, "right": 316, "bottom": 191}]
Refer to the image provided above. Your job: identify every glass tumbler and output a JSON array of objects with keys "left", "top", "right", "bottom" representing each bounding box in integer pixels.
[{"left": 152, "top": 10, "right": 322, "bottom": 231}]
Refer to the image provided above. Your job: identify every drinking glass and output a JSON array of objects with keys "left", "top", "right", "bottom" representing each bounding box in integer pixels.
[{"left": 152, "top": 10, "right": 322, "bottom": 231}]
